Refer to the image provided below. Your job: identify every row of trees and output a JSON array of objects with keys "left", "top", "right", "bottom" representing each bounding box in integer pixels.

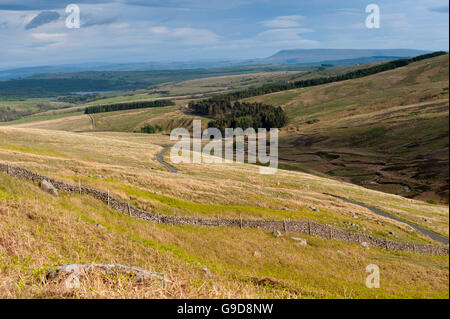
[
  {"left": 140, "top": 124, "right": 163, "bottom": 134},
  {"left": 58, "top": 94, "right": 101, "bottom": 104},
  {"left": 190, "top": 100, "right": 288, "bottom": 132},
  {"left": 84, "top": 99, "right": 175, "bottom": 114},
  {"left": 187, "top": 51, "right": 446, "bottom": 132},
  {"left": 198, "top": 51, "right": 447, "bottom": 103}
]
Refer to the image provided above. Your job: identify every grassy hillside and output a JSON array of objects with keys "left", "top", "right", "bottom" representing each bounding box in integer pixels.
[
  {"left": 153, "top": 61, "right": 391, "bottom": 97},
  {"left": 1, "top": 62, "right": 393, "bottom": 131},
  {"left": 245, "top": 54, "right": 449, "bottom": 203},
  {"left": 0, "top": 127, "right": 448, "bottom": 298},
  {"left": 0, "top": 64, "right": 315, "bottom": 99},
  {"left": 0, "top": 98, "right": 74, "bottom": 122},
  {"left": 0, "top": 60, "right": 391, "bottom": 124},
  {"left": 3, "top": 55, "right": 449, "bottom": 204}
]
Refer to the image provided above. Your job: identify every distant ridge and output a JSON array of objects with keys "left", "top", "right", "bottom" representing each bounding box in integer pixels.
[
  {"left": 0, "top": 49, "right": 431, "bottom": 80},
  {"left": 259, "top": 49, "right": 429, "bottom": 64}
]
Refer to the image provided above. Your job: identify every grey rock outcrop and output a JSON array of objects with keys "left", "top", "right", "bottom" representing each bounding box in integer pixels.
[{"left": 40, "top": 180, "right": 58, "bottom": 196}]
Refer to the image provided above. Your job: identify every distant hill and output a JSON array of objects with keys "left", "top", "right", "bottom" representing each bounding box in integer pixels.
[
  {"left": 0, "top": 48, "right": 431, "bottom": 80},
  {"left": 259, "top": 49, "right": 429, "bottom": 64}
]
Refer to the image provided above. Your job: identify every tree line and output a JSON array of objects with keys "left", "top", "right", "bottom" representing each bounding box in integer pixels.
[
  {"left": 197, "top": 51, "right": 447, "bottom": 103},
  {"left": 189, "top": 100, "right": 288, "bottom": 132},
  {"left": 140, "top": 124, "right": 163, "bottom": 134},
  {"left": 58, "top": 94, "right": 102, "bottom": 104},
  {"left": 84, "top": 99, "right": 175, "bottom": 114},
  {"left": 188, "top": 51, "right": 446, "bottom": 132}
]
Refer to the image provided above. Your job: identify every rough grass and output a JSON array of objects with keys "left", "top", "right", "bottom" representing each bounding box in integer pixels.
[
  {"left": 0, "top": 127, "right": 448, "bottom": 242},
  {"left": 0, "top": 56, "right": 449, "bottom": 298},
  {"left": 246, "top": 54, "right": 449, "bottom": 203},
  {"left": 0, "top": 173, "right": 448, "bottom": 298}
]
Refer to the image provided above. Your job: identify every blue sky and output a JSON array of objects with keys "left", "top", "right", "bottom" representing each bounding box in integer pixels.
[{"left": 0, "top": 0, "right": 448, "bottom": 68}]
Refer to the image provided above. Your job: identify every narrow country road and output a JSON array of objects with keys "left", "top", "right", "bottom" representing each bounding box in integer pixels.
[
  {"left": 157, "top": 147, "right": 180, "bottom": 173},
  {"left": 331, "top": 195, "right": 449, "bottom": 245}
]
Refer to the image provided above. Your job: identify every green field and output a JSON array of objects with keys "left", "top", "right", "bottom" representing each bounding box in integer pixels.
[
  {"left": 86, "top": 93, "right": 161, "bottom": 106},
  {"left": 0, "top": 98, "right": 72, "bottom": 122},
  {"left": 0, "top": 111, "right": 84, "bottom": 126}
]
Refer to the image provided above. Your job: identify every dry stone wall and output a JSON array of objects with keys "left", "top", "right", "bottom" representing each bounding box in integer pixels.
[{"left": 1, "top": 162, "right": 448, "bottom": 256}]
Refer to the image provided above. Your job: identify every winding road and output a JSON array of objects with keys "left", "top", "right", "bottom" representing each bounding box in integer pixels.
[
  {"left": 331, "top": 195, "right": 449, "bottom": 245},
  {"left": 157, "top": 147, "right": 180, "bottom": 173},
  {"left": 153, "top": 146, "right": 448, "bottom": 244}
]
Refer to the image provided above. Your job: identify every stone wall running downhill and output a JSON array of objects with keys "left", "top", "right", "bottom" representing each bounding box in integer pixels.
[{"left": 0, "top": 162, "right": 448, "bottom": 256}]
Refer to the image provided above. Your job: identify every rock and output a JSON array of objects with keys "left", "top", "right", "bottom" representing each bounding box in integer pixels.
[
  {"left": 307, "top": 205, "right": 319, "bottom": 212},
  {"left": 290, "top": 237, "right": 307, "bottom": 246},
  {"left": 273, "top": 230, "right": 282, "bottom": 238},
  {"left": 253, "top": 251, "right": 261, "bottom": 257},
  {"left": 281, "top": 207, "right": 289, "bottom": 211},
  {"left": 352, "top": 214, "right": 358, "bottom": 219},
  {"left": 201, "top": 266, "right": 212, "bottom": 277},
  {"left": 361, "top": 242, "right": 369, "bottom": 249},
  {"left": 40, "top": 180, "right": 58, "bottom": 196},
  {"left": 47, "top": 264, "right": 170, "bottom": 285}
]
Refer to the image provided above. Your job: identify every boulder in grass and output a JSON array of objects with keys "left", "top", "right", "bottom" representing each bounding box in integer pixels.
[
  {"left": 47, "top": 263, "right": 171, "bottom": 286},
  {"left": 40, "top": 180, "right": 58, "bottom": 196},
  {"left": 291, "top": 237, "right": 307, "bottom": 246}
]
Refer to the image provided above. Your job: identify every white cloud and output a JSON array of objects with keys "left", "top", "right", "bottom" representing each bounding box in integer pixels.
[
  {"left": 148, "top": 26, "right": 219, "bottom": 45},
  {"left": 32, "top": 32, "right": 67, "bottom": 40},
  {"left": 333, "top": 8, "right": 361, "bottom": 16},
  {"left": 262, "top": 15, "right": 304, "bottom": 28},
  {"left": 257, "top": 28, "right": 313, "bottom": 40}
]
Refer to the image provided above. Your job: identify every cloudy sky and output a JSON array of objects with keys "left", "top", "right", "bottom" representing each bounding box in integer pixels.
[{"left": 0, "top": 0, "right": 448, "bottom": 69}]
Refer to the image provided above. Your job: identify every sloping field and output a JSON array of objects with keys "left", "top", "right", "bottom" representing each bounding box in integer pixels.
[
  {"left": 0, "top": 127, "right": 448, "bottom": 298},
  {"left": 245, "top": 54, "right": 449, "bottom": 203},
  {"left": 1, "top": 62, "right": 388, "bottom": 129}
]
